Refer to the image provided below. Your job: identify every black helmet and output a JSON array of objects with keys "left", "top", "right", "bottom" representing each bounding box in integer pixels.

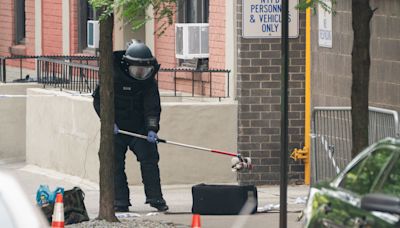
[{"left": 123, "top": 41, "right": 159, "bottom": 80}]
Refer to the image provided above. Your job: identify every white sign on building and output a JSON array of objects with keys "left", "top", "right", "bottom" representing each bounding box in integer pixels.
[
  {"left": 318, "top": 0, "right": 333, "bottom": 48},
  {"left": 242, "top": 0, "right": 299, "bottom": 38}
]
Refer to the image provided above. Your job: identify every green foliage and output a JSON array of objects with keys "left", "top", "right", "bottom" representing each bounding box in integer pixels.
[
  {"left": 89, "top": 0, "right": 114, "bottom": 20},
  {"left": 296, "top": 0, "right": 336, "bottom": 15},
  {"left": 90, "top": 0, "right": 176, "bottom": 37}
]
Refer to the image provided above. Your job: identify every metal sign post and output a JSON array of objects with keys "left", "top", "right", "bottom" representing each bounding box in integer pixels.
[{"left": 280, "top": 0, "right": 289, "bottom": 227}]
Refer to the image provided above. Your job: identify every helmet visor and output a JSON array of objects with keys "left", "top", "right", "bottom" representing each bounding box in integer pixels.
[{"left": 128, "top": 65, "right": 154, "bottom": 80}]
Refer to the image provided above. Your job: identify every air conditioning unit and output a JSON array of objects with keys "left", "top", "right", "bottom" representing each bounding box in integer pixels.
[
  {"left": 87, "top": 20, "right": 99, "bottom": 49},
  {"left": 175, "top": 23, "right": 209, "bottom": 59}
]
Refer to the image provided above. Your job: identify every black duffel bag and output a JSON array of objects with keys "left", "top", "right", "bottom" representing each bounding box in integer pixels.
[
  {"left": 41, "top": 187, "right": 89, "bottom": 225},
  {"left": 192, "top": 183, "right": 258, "bottom": 215}
]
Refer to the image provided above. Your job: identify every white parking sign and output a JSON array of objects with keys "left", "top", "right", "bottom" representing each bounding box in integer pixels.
[
  {"left": 318, "top": 0, "right": 333, "bottom": 48},
  {"left": 242, "top": 0, "right": 299, "bottom": 38}
]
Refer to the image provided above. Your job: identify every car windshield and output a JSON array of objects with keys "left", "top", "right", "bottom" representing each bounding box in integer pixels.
[{"left": 339, "top": 148, "right": 393, "bottom": 195}]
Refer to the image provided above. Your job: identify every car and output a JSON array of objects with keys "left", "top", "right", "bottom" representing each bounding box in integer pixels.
[
  {"left": 304, "top": 137, "right": 400, "bottom": 227},
  {"left": 0, "top": 171, "right": 48, "bottom": 228}
]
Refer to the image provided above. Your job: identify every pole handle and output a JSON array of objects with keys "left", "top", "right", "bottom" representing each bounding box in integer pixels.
[{"left": 118, "top": 129, "right": 238, "bottom": 157}]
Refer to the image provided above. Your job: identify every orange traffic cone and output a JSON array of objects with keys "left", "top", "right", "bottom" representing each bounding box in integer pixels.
[
  {"left": 191, "top": 214, "right": 201, "bottom": 228},
  {"left": 52, "top": 193, "right": 65, "bottom": 228}
]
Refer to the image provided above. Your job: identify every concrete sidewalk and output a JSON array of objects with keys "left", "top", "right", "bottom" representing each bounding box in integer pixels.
[{"left": 0, "top": 161, "right": 309, "bottom": 228}]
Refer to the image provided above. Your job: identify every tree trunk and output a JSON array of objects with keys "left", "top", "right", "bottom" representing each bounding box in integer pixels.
[
  {"left": 97, "top": 12, "right": 118, "bottom": 222},
  {"left": 351, "top": 0, "right": 373, "bottom": 158}
]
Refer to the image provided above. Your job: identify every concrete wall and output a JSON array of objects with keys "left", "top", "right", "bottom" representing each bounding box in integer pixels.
[
  {"left": 26, "top": 88, "right": 237, "bottom": 185},
  {"left": 311, "top": 0, "right": 400, "bottom": 112},
  {"left": 0, "top": 83, "right": 41, "bottom": 162}
]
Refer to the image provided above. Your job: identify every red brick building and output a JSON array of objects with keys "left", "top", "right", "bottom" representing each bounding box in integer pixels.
[
  {"left": 1, "top": 0, "right": 310, "bottom": 185},
  {"left": 1, "top": 0, "right": 231, "bottom": 97},
  {"left": 1, "top": 0, "right": 104, "bottom": 56},
  {"left": 0, "top": 0, "right": 228, "bottom": 67}
]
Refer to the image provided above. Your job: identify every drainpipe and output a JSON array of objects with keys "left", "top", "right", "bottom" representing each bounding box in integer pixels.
[{"left": 290, "top": 6, "right": 311, "bottom": 185}]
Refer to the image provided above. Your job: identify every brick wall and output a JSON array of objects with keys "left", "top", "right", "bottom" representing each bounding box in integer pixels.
[
  {"left": 154, "top": 3, "right": 227, "bottom": 96},
  {"left": 154, "top": 15, "right": 178, "bottom": 93},
  {"left": 369, "top": 0, "right": 400, "bottom": 112},
  {"left": 154, "top": 3, "right": 227, "bottom": 69},
  {"left": 311, "top": 0, "right": 400, "bottom": 113},
  {"left": 236, "top": 1, "right": 306, "bottom": 185},
  {"left": 0, "top": 0, "right": 35, "bottom": 68},
  {"left": 209, "top": 0, "right": 225, "bottom": 69},
  {"left": 0, "top": 0, "right": 14, "bottom": 56},
  {"left": 154, "top": 17, "right": 177, "bottom": 68},
  {"left": 70, "top": 0, "right": 79, "bottom": 54},
  {"left": 208, "top": 0, "right": 226, "bottom": 97},
  {"left": 42, "top": 0, "right": 62, "bottom": 55}
]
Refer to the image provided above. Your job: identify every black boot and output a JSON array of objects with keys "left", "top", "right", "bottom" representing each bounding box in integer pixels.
[
  {"left": 146, "top": 198, "right": 169, "bottom": 212},
  {"left": 114, "top": 205, "right": 129, "bottom": 212}
]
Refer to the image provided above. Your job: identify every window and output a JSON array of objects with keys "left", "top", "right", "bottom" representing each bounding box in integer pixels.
[
  {"left": 177, "top": 0, "right": 209, "bottom": 23},
  {"left": 339, "top": 148, "right": 393, "bottom": 195},
  {"left": 379, "top": 156, "right": 400, "bottom": 197},
  {"left": 15, "top": 0, "right": 26, "bottom": 44},
  {"left": 176, "top": 0, "right": 209, "bottom": 68},
  {"left": 78, "top": 0, "right": 100, "bottom": 52}
]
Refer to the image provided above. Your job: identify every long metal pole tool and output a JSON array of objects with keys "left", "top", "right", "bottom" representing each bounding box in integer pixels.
[{"left": 118, "top": 129, "right": 252, "bottom": 171}]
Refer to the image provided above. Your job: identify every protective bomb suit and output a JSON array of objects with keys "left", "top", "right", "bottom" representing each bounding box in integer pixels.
[{"left": 92, "top": 41, "right": 168, "bottom": 212}]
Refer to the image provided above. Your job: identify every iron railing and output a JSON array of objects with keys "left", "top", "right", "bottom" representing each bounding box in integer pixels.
[
  {"left": 37, "top": 57, "right": 99, "bottom": 93},
  {"left": 311, "top": 106, "right": 399, "bottom": 183},
  {"left": 0, "top": 55, "right": 98, "bottom": 83},
  {"left": 156, "top": 68, "right": 231, "bottom": 98},
  {"left": 2, "top": 55, "right": 231, "bottom": 98}
]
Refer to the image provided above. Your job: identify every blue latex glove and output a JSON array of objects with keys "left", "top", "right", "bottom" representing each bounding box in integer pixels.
[
  {"left": 147, "top": 131, "right": 158, "bottom": 143},
  {"left": 114, "top": 124, "right": 119, "bottom": 135}
]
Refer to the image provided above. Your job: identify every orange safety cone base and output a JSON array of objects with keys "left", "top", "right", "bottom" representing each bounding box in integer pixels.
[
  {"left": 191, "top": 214, "right": 201, "bottom": 228},
  {"left": 51, "top": 221, "right": 65, "bottom": 228},
  {"left": 52, "top": 193, "right": 65, "bottom": 228}
]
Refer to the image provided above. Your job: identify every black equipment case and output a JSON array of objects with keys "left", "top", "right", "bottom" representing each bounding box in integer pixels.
[{"left": 191, "top": 184, "right": 258, "bottom": 215}]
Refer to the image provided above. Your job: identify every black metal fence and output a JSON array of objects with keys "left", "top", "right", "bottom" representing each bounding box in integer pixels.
[
  {"left": 1, "top": 55, "right": 231, "bottom": 98},
  {"left": 156, "top": 68, "right": 231, "bottom": 98},
  {"left": 0, "top": 55, "right": 98, "bottom": 83},
  {"left": 0, "top": 55, "right": 37, "bottom": 82},
  {"left": 37, "top": 57, "right": 99, "bottom": 93}
]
